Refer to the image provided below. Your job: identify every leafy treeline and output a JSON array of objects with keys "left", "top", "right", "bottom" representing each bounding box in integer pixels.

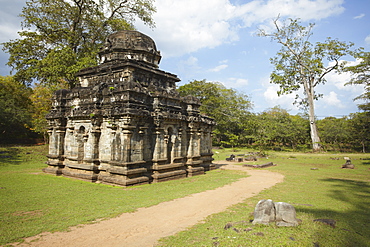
[
  {"left": 178, "top": 80, "right": 370, "bottom": 153},
  {"left": 1, "top": 76, "right": 369, "bottom": 152},
  {"left": 0, "top": 76, "right": 38, "bottom": 143}
]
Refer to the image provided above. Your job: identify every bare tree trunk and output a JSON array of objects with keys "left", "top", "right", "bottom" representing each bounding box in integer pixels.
[
  {"left": 307, "top": 85, "right": 321, "bottom": 152},
  {"left": 362, "top": 141, "right": 366, "bottom": 153}
]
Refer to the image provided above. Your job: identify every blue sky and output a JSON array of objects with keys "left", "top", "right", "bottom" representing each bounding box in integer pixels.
[{"left": 1, "top": 0, "right": 369, "bottom": 117}]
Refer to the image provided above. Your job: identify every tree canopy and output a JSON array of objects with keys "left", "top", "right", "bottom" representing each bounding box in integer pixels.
[
  {"left": 0, "top": 76, "right": 36, "bottom": 143},
  {"left": 2, "top": 0, "right": 156, "bottom": 88},
  {"left": 259, "top": 17, "right": 355, "bottom": 151},
  {"left": 345, "top": 51, "right": 370, "bottom": 111},
  {"left": 178, "top": 80, "right": 252, "bottom": 147}
]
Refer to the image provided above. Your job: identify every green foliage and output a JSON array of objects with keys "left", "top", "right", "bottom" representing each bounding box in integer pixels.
[
  {"left": 317, "top": 116, "right": 351, "bottom": 152},
  {"left": 0, "top": 145, "right": 245, "bottom": 245},
  {"left": 158, "top": 149, "right": 370, "bottom": 247},
  {"left": 2, "top": 0, "right": 156, "bottom": 88},
  {"left": 252, "top": 106, "right": 310, "bottom": 150},
  {"left": 30, "top": 82, "right": 68, "bottom": 141},
  {"left": 0, "top": 76, "right": 38, "bottom": 143},
  {"left": 345, "top": 51, "right": 370, "bottom": 111},
  {"left": 259, "top": 17, "right": 356, "bottom": 151},
  {"left": 348, "top": 112, "right": 370, "bottom": 153},
  {"left": 178, "top": 80, "right": 252, "bottom": 147}
]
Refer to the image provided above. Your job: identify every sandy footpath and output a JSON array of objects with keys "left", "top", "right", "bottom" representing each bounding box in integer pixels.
[{"left": 15, "top": 163, "right": 284, "bottom": 247}]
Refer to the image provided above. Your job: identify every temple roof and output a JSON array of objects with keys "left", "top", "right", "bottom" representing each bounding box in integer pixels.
[{"left": 99, "top": 30, "right": 161, "bottom": 68}]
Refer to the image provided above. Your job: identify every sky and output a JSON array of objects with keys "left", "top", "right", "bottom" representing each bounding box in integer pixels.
[{"left": 1, "top": 0, "right": 369, "bottom": 118}]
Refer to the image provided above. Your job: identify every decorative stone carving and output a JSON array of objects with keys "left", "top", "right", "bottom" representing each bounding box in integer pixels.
[{"left": 44, "top": 30, "right": 216, "bottom": 187}]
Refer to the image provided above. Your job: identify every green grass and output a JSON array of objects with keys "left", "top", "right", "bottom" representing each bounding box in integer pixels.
[
  {"left": 158, "top": 148, "right": 370, "bottom": 247},
  {"left": 0, "top": 145, "right": 245, "bottom": 245}
]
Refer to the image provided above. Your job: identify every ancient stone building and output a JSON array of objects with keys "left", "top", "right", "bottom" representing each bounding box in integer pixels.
[{"left": 44, "top": 30, "right": 216, "bottom": 187}]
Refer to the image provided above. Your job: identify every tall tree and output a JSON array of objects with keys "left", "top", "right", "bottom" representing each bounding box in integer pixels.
[
  {"left": 0, "top": 76, "right": 35, "bottom": 143},
  {"left": 345, "top": 51, "right": 370, "bottom": 111},
  {"left": 178, "top": 80, "right": 252, "bottom": 147},
  {"left": 348, "top": 112, "right": 370, "bottom": 153},
  {"left": 317, "top": 117, "right": 350, "bottom": 152},
  {"left": 254, "top": 106, "right": 309, "bottom": 150},
  {"left": 2, "top": 0, "right": 156, "bottom": 88},
  {"left": 259, "top": 17, "right": 355, "bottom": 151},
  {"left": 30, "top": 82, "right": 68, "bottom": 142}
]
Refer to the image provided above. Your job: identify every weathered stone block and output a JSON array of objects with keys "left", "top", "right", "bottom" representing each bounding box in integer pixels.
[
  {"left": 252, "top": 199, "right": 301, "bottom": 227},
  {"left": 275, "top": 202, "right": 300, "bottom": 226},
  {"left": 252, "top": 199, "right": 276, "bottom": 225}
]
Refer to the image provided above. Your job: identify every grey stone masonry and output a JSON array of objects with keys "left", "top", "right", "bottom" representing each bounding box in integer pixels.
[{"left": 44, "top": 30, "right": 216, "bottom": 186}]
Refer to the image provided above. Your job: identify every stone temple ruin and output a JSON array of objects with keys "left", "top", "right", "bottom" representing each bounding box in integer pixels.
[{"left": 44, "top": 30, "right": 216, "bottom": 186}]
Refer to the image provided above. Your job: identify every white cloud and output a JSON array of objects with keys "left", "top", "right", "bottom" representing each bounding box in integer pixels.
[
  {"left": 262, "top": 82, "right": 300, "bottom": 111},
  {"left": 224, "top": 77, "right": 249, "bottom": 88},
  {"left": 208, "top": 64, "right": 228, "bottom": 72},
  {"left": 325, "top": 59, "right": 365, "bottom": 96},
  {"left": 176, "top": 56, "right": 202, "bottom": 76},
  {"left": 322, "top": 91, "right": 344, "bottom": 108},
  {"left": 354, "top": 13, "right": 365, "bottom": 19},
  {"left": 365, "top": 35, "right": 370, "bottom": 45},
  {"left": 137, "top": 0, "right": 345, "bottom": 57},
  {"left": 238, "top": 0, "right": 345, "bottom": 27}
]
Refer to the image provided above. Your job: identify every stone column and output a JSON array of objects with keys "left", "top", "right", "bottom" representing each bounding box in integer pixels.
[
  {"left": 122, "top": 128, "right": 133, "bottom": 163},
  {"left": 91, "top": 126, "right": 101, "bottom": 160},
  {"left": 44, "top": 120, "right": 66, "bottom": 175},
  {"left": 55, "top": 125, "right": 66, "bottom": 158},
  {"left": 187, "top": 130, "right": 194, "bottom": 158},
  {"left": 139, "top": 127, "right": 148, "bottom": 161},
  {"left": 196, "top": 130, "right": 202, "bottom": 157},
  {"left": 153, "top": 128, "right": 163, "bottom": 160}
]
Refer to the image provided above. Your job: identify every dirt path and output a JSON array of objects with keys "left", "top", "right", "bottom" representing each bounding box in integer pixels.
[{"left": 17, "top": 163, "right": 284, "bottom": 247}]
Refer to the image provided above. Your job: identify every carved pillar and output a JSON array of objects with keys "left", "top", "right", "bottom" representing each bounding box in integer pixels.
[
  {"left": 91, "top": 125, "right": 101, "bottom": 160},
  {"left": 187, "top": 129, "right": 195, "bottom": 158},
  {"left": 122, "top": 128, "right": 133, "bottom": 163},
  {"left": 153, "top": 127, "right": 163, "bottom": 160},
  {"left": 110, "top": 125, "right": 120, "bottom": 162},
  {"left": 55, "top": 122, "right": 66, "bottom": 159},
  {"left": 196, "top": 130, "right": 202, "bottom": 157},
  {"left": 139, "top": 127, "right": 148, "bottom": 161},
  {"left": 44, "top": 119, "right": 66, "bottom": 175},
  {"left": 177, "top": 128, "right": 183, "bottom": 158}
]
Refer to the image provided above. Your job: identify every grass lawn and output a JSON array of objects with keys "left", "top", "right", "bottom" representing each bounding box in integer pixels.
[
  {"left": 158, "top": 148, "right": 370, "bottom": 247},
  {"left": 0, "top": 145, "right": 245, "bottom": 245}
]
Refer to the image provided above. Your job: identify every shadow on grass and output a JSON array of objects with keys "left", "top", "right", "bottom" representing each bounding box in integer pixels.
[
  {"left": 299, "top": 178, "right": 370, "bottom": 246},
  {"left": 0, "top": 147, "right": 23, "bottom": 166},
  {"left": 356, "top": 157, "right": 370, "bottom": 166}
]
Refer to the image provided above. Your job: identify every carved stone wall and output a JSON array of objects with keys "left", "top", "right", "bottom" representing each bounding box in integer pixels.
[{"left": 44, "top": 30, "right": 216, "bottom": 187}]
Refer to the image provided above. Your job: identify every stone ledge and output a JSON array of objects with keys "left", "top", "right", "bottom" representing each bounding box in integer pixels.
[
  {"left": 152, "top": 163, "right": 185, "bottom": 171},
  {"left": 109, "top": 160, "right": 147, "bottom": 167},
  {"left": 152, "top": 170, "right": 186, "bottom": 179},
  {"left": 99, "top": 175, "right": 150, "bottom": 187},
  {"left": 65, "top": 162, "right": 96, "bottom": 171},
  {"left": 107, "top": 167, "right": 147, "bottom": 175}
]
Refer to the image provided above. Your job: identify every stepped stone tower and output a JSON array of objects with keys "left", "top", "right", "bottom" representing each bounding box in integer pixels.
[{"left": 44, "top": 30, "right": 216, "bottom": 186}]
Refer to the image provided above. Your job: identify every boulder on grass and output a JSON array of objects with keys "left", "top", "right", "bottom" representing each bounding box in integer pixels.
[
  {"left": 252, "top": 199, "right": 301, "bottom": 227},
  {"left": 274, "top": 202, "right": 300, "bottom": 226},
  {"left": 342, "top": 160, "right": 354, "bottom": 169},
  {"left": 252, "top": 199, "right": 275, "bottom": 225}
]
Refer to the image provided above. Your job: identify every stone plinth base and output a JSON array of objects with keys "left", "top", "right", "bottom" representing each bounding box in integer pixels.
[{"left": 152, "top": 158, "right": 187, "bottom": 183}]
